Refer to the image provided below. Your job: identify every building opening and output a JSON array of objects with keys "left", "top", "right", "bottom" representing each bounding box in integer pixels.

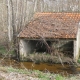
[
  {"left": 25, "top": 40, "right": 73, "bottom": 56},
  {"left": 26, "top": 40, "right": 52, "bottom": 53}
]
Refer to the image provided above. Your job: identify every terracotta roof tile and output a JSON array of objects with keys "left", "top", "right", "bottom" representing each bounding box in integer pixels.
[{"left": 19, "top": 13, "right": 80, "bottom": 39}]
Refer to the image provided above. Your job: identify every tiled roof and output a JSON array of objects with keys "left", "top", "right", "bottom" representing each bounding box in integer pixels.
[{"left": 19, "top": 13, "right": 80, "bottom": 39}]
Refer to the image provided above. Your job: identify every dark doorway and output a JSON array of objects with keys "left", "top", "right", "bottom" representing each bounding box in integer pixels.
[{"left": 27, "top": 40, "right": 52, "bottom": 53}]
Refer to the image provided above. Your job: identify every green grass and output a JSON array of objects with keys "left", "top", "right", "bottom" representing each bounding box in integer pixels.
[
  {"left": 33, "top": 70, "right": 50, "bottom": 80},
  {"left": 7, "top": 67, "right": 31, "bottom": 74},
  {"left": 56, "top": 74, "right": 65, "bottom": 80},
  {"left": 6, "top": 67, "right": 66, "bottom": 80},
  {"left": 0, "top": 66, "right": 80, "bottom": 80},
  {"left": 0, "top": 46, "right": 7, "bottom": 54},
  {"left": 0, "top": 46, "right": 16, "bottom": 58},
  {"left": 6, "top": 67, "right": 54, "bottom": 80},
  {"left": 78, "top": 58, "right": 80, "bottom": 63}
]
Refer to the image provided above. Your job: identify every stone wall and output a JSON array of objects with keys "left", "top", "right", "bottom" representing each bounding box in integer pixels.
[{"left": 74, "top": 24, "right": 80, "bottom": 61}]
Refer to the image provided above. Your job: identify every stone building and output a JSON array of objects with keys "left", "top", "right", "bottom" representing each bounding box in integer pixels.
[
  {"left": 0, "top": 0, "right": 80, "bottom": 62},
  {"left": 18, "top": 13, "right": 80, "bottom": 62}
]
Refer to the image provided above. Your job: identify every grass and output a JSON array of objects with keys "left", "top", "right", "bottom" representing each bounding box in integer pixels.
[
  {"left": 20, "top": 52, "right": 73, "bottom": 65},
  {"left": 56, "top": 74, "right": 65, "bottom": 80},
  {"left": 0, "top": 66, "right": 80, "bottom": 80},
  {"left": 0, "top": 46, "right": 79, "bottom": 80},
  {"left": 21, "top": 53, "right": 60, "bottom": 63},
  {"left": 0, "top": 66, "right": 61, "bottom": 80},
  {"left": 7, "top": 67, "right": 28, "bottom": 74},
  {"left": 6, "top": 67, "right": 80, "bottom": 80},
  {"left": 78, "top": 59, "right": 80, "bottom": 63},
  {"left": 0, "top": 46, "right": 16, "bottom": 59},
  {"left": 0, "top": 46, "right": 7, "bottom": 55}
]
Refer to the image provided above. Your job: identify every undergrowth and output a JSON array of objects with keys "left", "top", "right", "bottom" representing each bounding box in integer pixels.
[{"left": 0, "top": 66, "right": 79, "bottom": 80}]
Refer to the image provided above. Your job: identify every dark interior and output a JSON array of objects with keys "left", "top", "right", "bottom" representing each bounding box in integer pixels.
[
  {"left": 26, "top": 40, "right": 73, "bottom": 57},
  {"left": 27, "top": 40, "right": 52, "bottom": 53},
  {"left": 59, "top": 41, "right": 73, "bottom": 57}
]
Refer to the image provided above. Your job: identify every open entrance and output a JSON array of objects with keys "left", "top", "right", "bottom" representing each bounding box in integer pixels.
[
  {"left": 25, "top": 40, "right": 73, "bottom": 56},
  {"left": 20, "top": 39, "right": 74, "bottom": 63},
  {"left": 59, "top": 41, "right": 74, "bottom": 57},
  {"left": 26, "top": 40, "right": 52, "bottom": 53}
]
